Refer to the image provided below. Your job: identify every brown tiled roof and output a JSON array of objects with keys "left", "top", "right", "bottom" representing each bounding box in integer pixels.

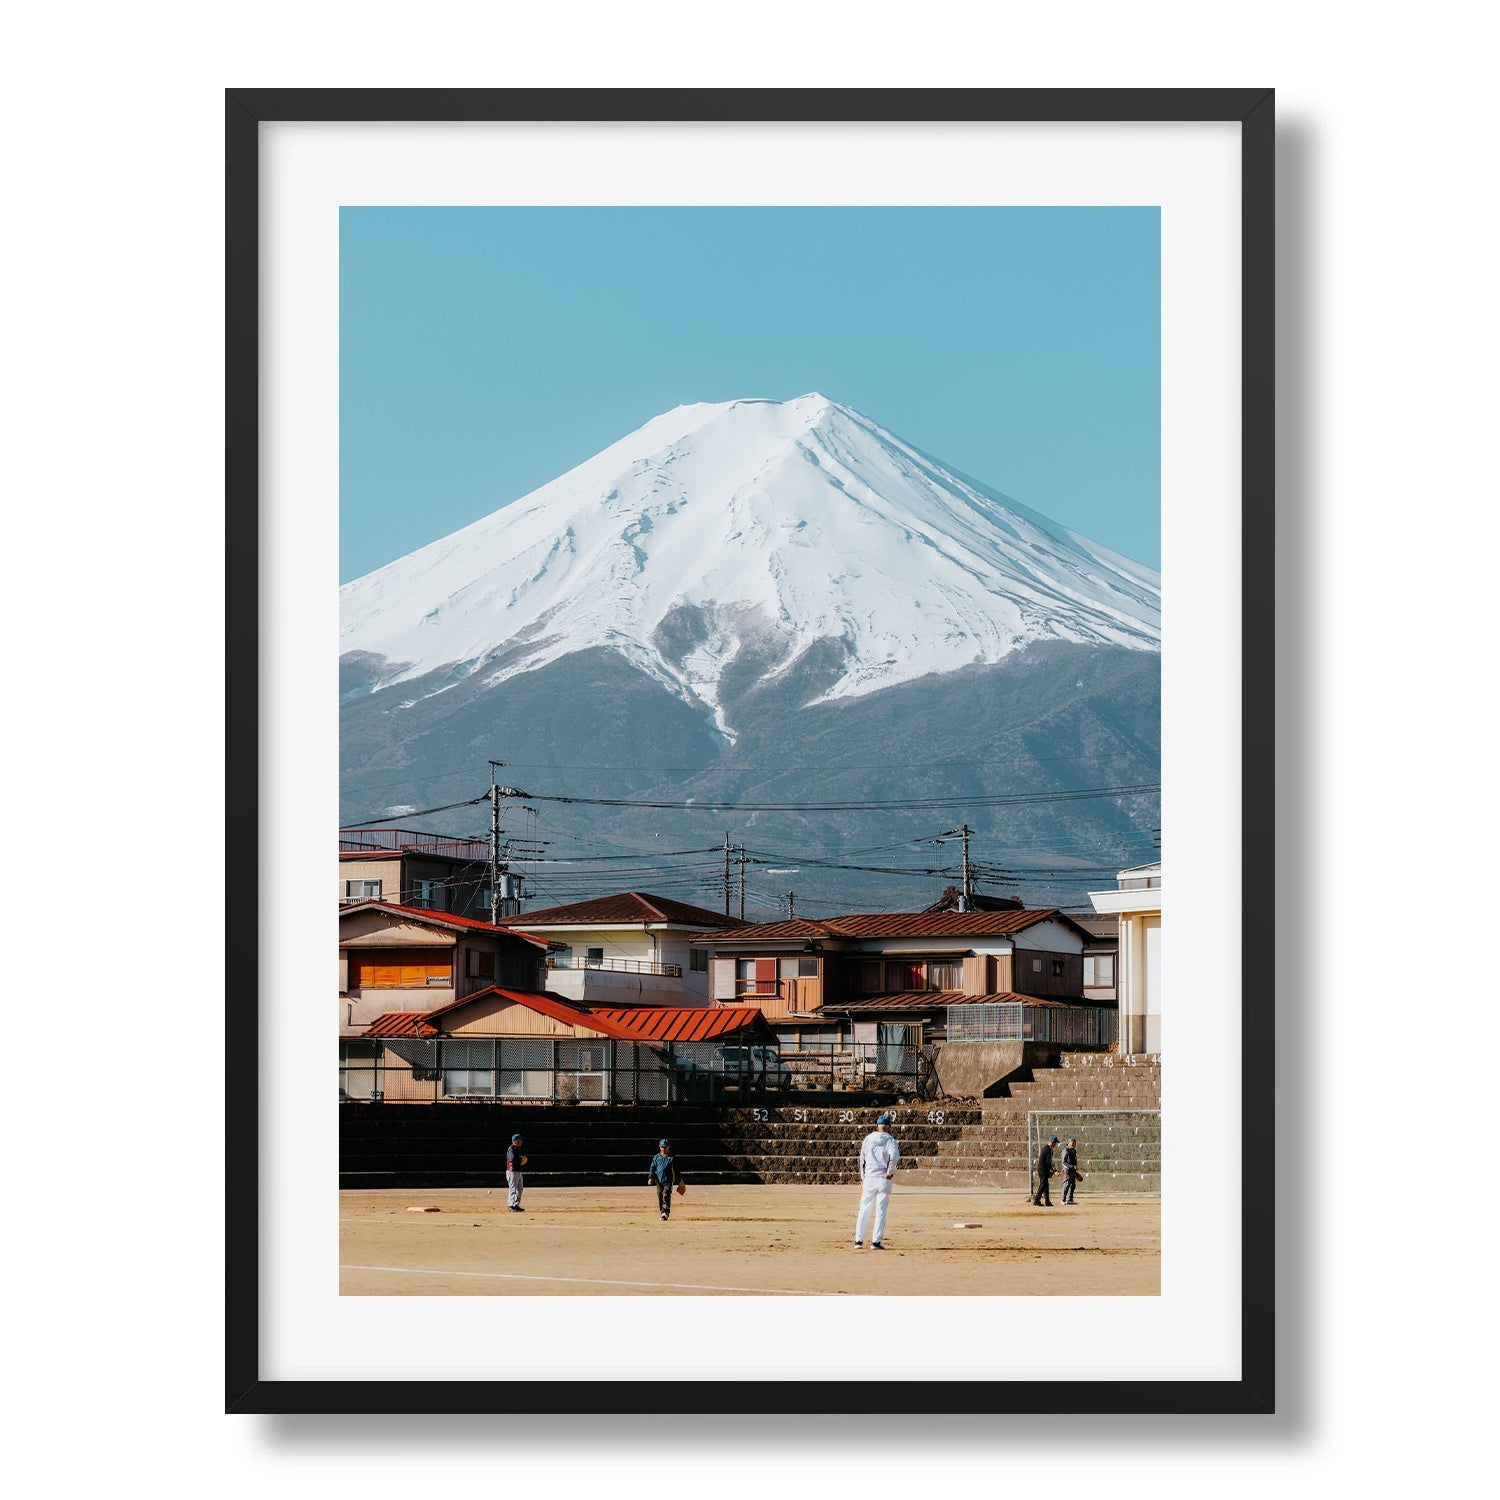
[
  {"left": 821, "top": 990, "right": 1084, "bottom": 1014},
  {"left": 707, "top": 909, "right": 1090, "bottom": 941},
  {"left": 503, "top": 892, "right": 747, "bottom": 929},
  {"left": 701, "top": 918, "right": 832, "bottom": 941},
  {"left": 339, "top": 900, "right": 557, "bottom": 947}
]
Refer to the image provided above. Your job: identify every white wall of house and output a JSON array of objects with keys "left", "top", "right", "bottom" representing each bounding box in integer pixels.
[
  {"left": 1009, "top": 919, "right": 1085, "bottom": 953},
  {"left": 1090, "top": 870, "right": 1163, "bottom": 1055},
  {"left": 546, "top": 966, "right": 705, "bottom": 1006},
  {"left": 528, "top": 923, "right": 712, "bottom": 1003}
]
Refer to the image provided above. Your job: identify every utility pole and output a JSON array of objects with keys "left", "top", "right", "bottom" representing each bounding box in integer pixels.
[
  {"left": 485, "top": 761, "right": 534, "bottom": 925},
  {"left": 960, "top": 823, "right": 973, "bottom": 912},
  {"left": 736, "top": 844, "right": 748, "bottom": 922},
  {"left": 489, "top": 762, "right": 504, "bottom": 927},
  {"left": 722, "top": 831, "right": 732, "bottom": 917},
  {"left": 787, "top": 890, "right": 796, "bottom": 919}
]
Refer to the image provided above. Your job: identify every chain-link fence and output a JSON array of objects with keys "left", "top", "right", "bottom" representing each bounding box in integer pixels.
[
  {"left": 1026, "top": 1108, "right": 1162, "bottom": 1195},
  {"left": 945, "top": 1002, "right": 1118, "bottom": 1046},
  {"left": 340, "top": 1036, "right": 920, "bottom": 1104}
]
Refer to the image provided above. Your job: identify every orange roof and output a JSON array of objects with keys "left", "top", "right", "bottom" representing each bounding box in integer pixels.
[
  {"left": 585, "top": 1006, "right": 773, "bottom": 1042},
  {"left": 363, "top": 991, "right": 773, "bottom": 1042},
  {"left": 503, "top": 892, "right": 747, "bottom": 928},
  {"left": 364, "top": 1011, "right": 442, "bottom": 1037}
]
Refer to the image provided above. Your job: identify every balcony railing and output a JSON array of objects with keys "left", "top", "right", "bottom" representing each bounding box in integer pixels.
[
  {"left": 339, "top": 827, "right": 490, "bottom": 862},
  {"left": 547, "top": 956, "right": 682, "bottom": 978}
]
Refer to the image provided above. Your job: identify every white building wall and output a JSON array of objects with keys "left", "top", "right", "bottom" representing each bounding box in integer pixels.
[{"left": 1010, "top": 919, "right": 1085, "bottom": 953}]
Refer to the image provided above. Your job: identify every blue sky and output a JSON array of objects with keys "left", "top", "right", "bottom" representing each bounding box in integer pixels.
[{"left": 340, "top": 207, "right": 1159, "bottom": 583}]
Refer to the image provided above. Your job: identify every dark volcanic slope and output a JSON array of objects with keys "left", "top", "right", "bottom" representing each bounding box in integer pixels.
[{"left": 340, "top": 641, "right": 1159, "bottom": 916}]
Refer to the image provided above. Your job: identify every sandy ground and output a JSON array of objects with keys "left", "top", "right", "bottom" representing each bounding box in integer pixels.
[{"left": 340, "top": 1183, "right": 1159, "bottom": 1296}]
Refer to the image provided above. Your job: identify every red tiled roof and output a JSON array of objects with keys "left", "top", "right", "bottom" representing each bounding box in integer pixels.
[
  {"left": 502, "top": 892, "right": 747, "bottom": 929},
  {"left": 339, "top": 900, "right": 557, "bottom": 948},
  {"left": 364, "top": 1011, "right": 442, "bottom": 1037},
  {"left": 585, "top": 1006, "right": 773, "bottom": 1042},
  {"left": 363, "top": 990, "right": 774, "bottom": 1042},
  {"left": 706, "top": 909, "right": 1090, "bottom": 942}
]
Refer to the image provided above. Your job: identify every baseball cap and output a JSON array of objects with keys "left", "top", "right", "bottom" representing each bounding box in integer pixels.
[
  {"left": 1049, "top": 1135, "right": 1059, "bottom": 1143},
  {"left": 876, "top": 1113, "right": 892, "bottom": 1125},
  {"left": 511, "top": 1133, "right": 523, "bottom": 1142},
  {"left": 659, "top": 1138, "right": 671, "bottom": 1149}
]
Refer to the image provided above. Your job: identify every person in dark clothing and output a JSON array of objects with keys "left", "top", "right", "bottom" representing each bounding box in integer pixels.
[
  {"left": 1061, "top": 1138, "right": 1080, "bottom": 1204},
  {"left": 1032, "top": 1135, "right": 1059, "bottom": 1205},
  {"left": 647, "top": 1138, "right": 683, "bottom": 1221},
  {"left": 505, "top": 1132, "right": 527, "bottom": 1211}
]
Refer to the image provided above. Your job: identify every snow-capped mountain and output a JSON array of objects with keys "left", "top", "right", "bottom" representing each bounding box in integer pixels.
[{"left": 340, "top": 394, "right": 1159, "bottom": 743}]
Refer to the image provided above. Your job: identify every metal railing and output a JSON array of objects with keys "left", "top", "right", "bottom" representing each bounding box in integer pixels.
[
  {"left": 945, "top": 1003, "right": 1118, "bottom": 1046},
  {"left": 339, "top": 827, "right": 490, "bottom": 861},
  {"left": 340, "top": 1037, "right": 920, "bottom": 1105},
  {"left": 546, "top": 956, "right": 683, "bottom": 977}
]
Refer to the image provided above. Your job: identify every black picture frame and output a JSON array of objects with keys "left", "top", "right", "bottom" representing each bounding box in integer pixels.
[{"left": 226, "top": 86, "right": 1274, "bottom": 1417}]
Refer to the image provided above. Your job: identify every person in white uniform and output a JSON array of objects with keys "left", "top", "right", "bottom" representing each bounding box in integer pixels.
[{"left": 853, "top": 1112, "right": 900, "bottom": 1249}]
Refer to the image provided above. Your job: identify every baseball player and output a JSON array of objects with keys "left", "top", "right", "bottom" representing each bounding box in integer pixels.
[
  {"left": 506, "top": 1132, "right": 527, "bottom": 1212},
  {"left": 853, "top": 1112, "right": 900, "bottom": 1249}
]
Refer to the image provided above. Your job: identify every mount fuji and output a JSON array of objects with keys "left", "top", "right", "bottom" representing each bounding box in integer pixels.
[{"left": 340, "top": 395, "right": 1161, "bottom": 912}]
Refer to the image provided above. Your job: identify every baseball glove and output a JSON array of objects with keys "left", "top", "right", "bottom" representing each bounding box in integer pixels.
[{"left": 676, "top": 1182, "right": 687, "bottom": 1196}]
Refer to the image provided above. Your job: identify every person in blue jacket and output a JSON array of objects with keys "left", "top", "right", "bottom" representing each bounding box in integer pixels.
[{"left": 647, "top": 1138, "right": 683, "bottom": 1221}]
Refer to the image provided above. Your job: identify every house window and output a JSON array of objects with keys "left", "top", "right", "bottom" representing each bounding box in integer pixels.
[
  {"left": 341, "top": 878, "right": 381, "bottom": 903},
  {"left": 586, "top": 947, "right": 605, "bottom": 966},
  {"left": 859, "top": 961, "right": 884, "bottom": 994},
  {"left": 411, "top": 878, "right": 445, "bottom": 911},
  {"left": 350, "top": 948, "right": 452, "bottom": 988},
  {"left": 734, "top": 958, "right": 779, "bottom": 996},
  {"left": 793, "top": 1026, "right": 841, "bottom": 1048},
  {"left": 1084, "top": 953, "right": 1116, "bottom": 987},
  {"left": 467, "top": 949, "right": 495, "bottom": 980},
  {"left": 798, "top": 957, "right": 817, "bottom": 977},
  {"left": 887, "top": 960, "right": 925, "bottom": 992},
  {"left": 926, "top": 960, "right": 962, "bottom": 990},
  {"left": 442, "top": 1038, "right": 496, "bottom": 1097},
  {"left": 1031, "top": 958, "right": 1043, "bottom": 973},
  {"left": 689, "top": 949, "right": 709, "bottom": 973},
  {"left": 1052, "top": 959, "right": 1065, "bottom": 978}
]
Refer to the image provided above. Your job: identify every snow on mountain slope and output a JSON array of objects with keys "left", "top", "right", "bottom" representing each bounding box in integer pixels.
[{"left": 339, "top": 394, "right": 1160, "bottom": 739}]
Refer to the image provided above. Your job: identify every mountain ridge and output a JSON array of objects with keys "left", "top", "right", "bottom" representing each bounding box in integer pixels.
[{"left": 340, "top": 394, "right": 1159, "bottom": 743}]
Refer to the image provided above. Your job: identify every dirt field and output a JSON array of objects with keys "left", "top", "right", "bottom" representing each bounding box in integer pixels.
[{"left": 340, "top": 1183, "right": 1159, "bottom": 1296}]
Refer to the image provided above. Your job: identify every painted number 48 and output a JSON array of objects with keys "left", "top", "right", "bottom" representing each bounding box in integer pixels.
[{"left": 927, "top": 1110, "right": 945, "bottom": 1124}]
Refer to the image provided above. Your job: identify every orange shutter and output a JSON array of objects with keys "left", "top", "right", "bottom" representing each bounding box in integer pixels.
[{"left": 357, "top": 947, "right": 452, "bottom": 987}]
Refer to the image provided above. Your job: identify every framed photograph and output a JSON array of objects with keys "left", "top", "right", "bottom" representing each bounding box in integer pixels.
[{"left": 227, "top": 88, "right": 1274, "bottom": 1415}]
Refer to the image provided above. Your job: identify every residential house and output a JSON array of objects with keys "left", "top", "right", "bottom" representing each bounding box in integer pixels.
[
  {"left": 697, "top": 906, "right": 1107, "bottom": 1060},
  {"left": 1071, "top": 912, "right": 1121, "bottom": 1005},
  {"left": 1088, "top": 861, "right": 1161, "bottom": 1053},
  {"left": 339, "top": 827, "right": 497, "bottom": 919},
  {"left": 499, "top": 892, "right": 747, "bottom": 1007},
  {"left": 338, "top": 900, "right": 555, "bottom": 1037},
  {"left": 346, "top": 987, "right": 777, "bottom": 1104}
]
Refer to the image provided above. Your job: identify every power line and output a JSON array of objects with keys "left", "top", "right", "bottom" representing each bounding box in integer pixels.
[{"left": 526, "top": 782, "right": 1159, "bottom": 814}]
